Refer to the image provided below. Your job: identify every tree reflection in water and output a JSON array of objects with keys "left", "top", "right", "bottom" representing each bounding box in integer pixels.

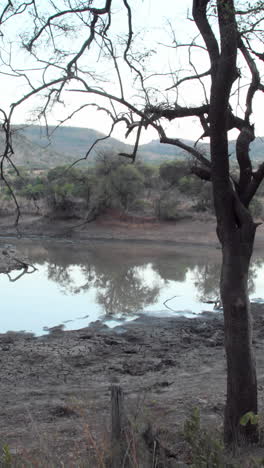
[
  {"left": 194, "top": 260, "right": 261, "bottom": 305},
  {"left": 21, "top": 241, "right": 264, "bottom": 321},
  {"left": 46, "top": 262, "right": 95, "bottom": 295},
  {"left": 95, "top": 266, "right": 160, "bottom": 319},
  {"left": 42, "top": 244, "right": 161, "bottom": 320}
]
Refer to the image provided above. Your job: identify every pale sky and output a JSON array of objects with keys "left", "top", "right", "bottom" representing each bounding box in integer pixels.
[{"left": 1, "top": 0, "right": 263, "bottom": 144}]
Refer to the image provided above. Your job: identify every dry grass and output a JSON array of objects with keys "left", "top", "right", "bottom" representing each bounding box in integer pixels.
[{"left": 1, "top": 393, "right": 264, "bottom": 467}]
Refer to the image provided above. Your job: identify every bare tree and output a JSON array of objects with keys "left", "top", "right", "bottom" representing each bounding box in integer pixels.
[{"left": 2, "top": 0, "right": 264, "bottom": 445}]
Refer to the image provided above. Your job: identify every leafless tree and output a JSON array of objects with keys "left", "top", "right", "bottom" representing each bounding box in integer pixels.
[{"left": 1, "top": 0, "right": 264, "bottom": 445}]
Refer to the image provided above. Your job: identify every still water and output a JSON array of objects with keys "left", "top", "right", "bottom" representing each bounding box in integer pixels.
[{"left": 1, "top": 239, "right": 264, "bottom": 335}]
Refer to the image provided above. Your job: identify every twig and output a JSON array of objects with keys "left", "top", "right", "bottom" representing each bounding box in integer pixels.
[{"left": 163, "top": 295, "right": 180, "bottom": 312}]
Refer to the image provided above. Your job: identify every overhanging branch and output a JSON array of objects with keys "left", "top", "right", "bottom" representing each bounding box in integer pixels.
[{"left": 159, "top": 133, "right": 211, "bottom": 169}]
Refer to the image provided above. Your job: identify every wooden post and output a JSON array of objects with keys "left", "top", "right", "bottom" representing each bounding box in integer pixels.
[{"left": 111, "top": 385, "right": 128, "bottom": 467}]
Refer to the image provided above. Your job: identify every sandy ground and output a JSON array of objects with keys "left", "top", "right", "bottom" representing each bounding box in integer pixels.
[{"left": 0, "top": 215, "right": 264, "bottom": 466}]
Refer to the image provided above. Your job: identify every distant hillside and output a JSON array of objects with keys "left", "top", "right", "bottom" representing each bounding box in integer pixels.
[
  {"left": 139, "top": 139, "right": 198, "bottom": 163},
  {"left": 16, "top": 125, "right": 191, "bottom": 165},
  {"left": 141, "top": 137, "right": 264, "bottom": 163},
  {"left": 0, "top": 129, "right": 76, "bottom": 169},
  {"left": 139, "top": 139, "right": 195, "bottom": 156},
  {"left": 2, "top": 125, "right": 262, "bottom": 169},
  {"left": 17, "top": 125, "right": 130, "bottom": 162}
]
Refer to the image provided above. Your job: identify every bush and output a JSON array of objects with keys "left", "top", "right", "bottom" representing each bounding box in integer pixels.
[
  {"left": 193, "top": 182, "right": 213, "bottom": 212},
  {"left": 136, "top": 162, "right": 158, "bottom": 189},
  {"left": 183, "top": 408, "right": 225, "bottom": 467},
  {"left": 159, "top": 161, "right": 188, "bottom": 185},
  {"left": 129, "top": 198, "right": 154, "bottom": 214},
  {"left": 157, "top": 198, "right": 179, "bottom": 221},
  {"left": 110, "top": 163, "right": 145, "bottom": 210},
  {"left": 21, "top": 182, "right": 46, "bottom": 200},
  {"left": 178, "top": 175, "right": 203, "bottom": 197}
]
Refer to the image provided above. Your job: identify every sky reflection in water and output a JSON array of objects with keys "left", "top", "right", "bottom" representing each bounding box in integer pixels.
[{"left": 1, "top": 240, "right": 264, "bottom": 335}]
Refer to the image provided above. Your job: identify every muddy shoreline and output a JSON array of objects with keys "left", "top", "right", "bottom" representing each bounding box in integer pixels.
[{"left": 1, "top": 304, "right": 264, "bottom": 464}]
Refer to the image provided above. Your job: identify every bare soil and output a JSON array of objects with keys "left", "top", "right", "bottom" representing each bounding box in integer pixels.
[
  {"left": 0, "top": 306, "right": 264, "bottom": 466},
  {"left": 0, "top": 214, "right": 264, "bottom": 466},
  {"left": 0, "top": 211, "right": 263, "bottom": 248},
  {"left": 0, "top": 212, "right": 220, "bottom": 246}
]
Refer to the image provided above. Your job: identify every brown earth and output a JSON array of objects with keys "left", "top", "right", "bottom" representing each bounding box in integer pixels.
[
  {"left": 0, "top": 215, "right": 264, "bottom": 466},
  {"left": 0, "top": 212, "right": 219, "bottom": 245},
  {"left": 0, "top": 211, "right": 263, "bottom": 248}
]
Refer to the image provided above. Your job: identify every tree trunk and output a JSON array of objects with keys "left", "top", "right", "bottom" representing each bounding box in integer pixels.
[{"left": 220, "top": 224, "right": 258, "bottom": 445}]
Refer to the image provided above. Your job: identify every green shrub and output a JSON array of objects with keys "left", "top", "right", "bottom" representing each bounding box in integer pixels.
[
  {"left": 21, "top": 182, "right": 46, "bottom": 199},
  {"left": 183, "top": 408, "right": 225, "bottom": 468},
  {"left": 129, "top": 198, "right": 153, "bottom": 214},
  {"left": 159, "top": 161, "right": 188, "bottom": 185},
  {"left": 157, "top": 199, "right": 179, "bottom": 221},
  {"left": 178, "top": 175, "right": 203, "bottom": 196},
  {"left": 1, "top": 444, "right": 12, "bottom": 467},
  {"left": 110, "top": 164, "right": 144, "bottom": 210}
]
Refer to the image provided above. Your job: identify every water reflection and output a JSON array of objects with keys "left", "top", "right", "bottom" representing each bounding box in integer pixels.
[
  {"left": 7, "top": 263, "right": 37, "bottom": 282},
  {"left": 1, "top": 240, "right": 264, "bottom": 334},
  {"left": 194, "top": 260, "right": 261, "bottom": 304},
  {"left": 43, "top": 247, "right": 161, "bottom": 319},
  {"left": 95, "top": 266, "right": 160, "bottom": 318},
  {"left": 194, "top": 263, "right": 221, "bottom": 303}
]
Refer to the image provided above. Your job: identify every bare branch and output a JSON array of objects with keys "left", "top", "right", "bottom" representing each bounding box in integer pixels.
[
  {"left": 122, "top": 0, "right": 149, "bottom": 105},
  {"left": 236, "top": 126, "right": 254, "bottom": 201},
  {"left": 25, "top": 1, "right": 112, "bottom": 51},
  {"left": 119, "top": 117, "right": 143, "bottom": 162},
  {"left": 191, "top": 165, "right": 211, "bottom": 180},
  {"left": 159, "top": 132, "right": 211, "bottom": 169},
  {"left": 192, "top": 0, "right": 220, "bottom": 75},
  {"left": 145, "top": 103, "right": 209, "bottom": 121},
  {"left": 244, "top": 163, "right": 264, "bottom": 205},
  {"left": 238, "top": 38, "right": 261, "bottom": 124},
  {"left": 0, "top": 1, "right": 35, "bottom": 26},
  {"left": 166, "top": 68, "right": 211, "bottom": 91},
  {"left": 66, "top": 14, "right": 98, "bottom": 77}
]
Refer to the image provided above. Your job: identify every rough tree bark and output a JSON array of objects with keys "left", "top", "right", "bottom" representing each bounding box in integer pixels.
[
  {"left": 221, "top": 227, "right": 258, "bottom": 443},
  {"left": 194, "top": 0, "right": 259, "bottom": 444}
]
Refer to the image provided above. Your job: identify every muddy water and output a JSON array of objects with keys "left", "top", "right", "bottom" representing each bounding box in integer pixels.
[{"left": 1, "top": 239, "right": 264, "bottom": 335}]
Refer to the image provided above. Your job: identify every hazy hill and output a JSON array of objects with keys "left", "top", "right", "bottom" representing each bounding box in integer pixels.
[
  {"left": 0, "top": 129, "right": 77, "bottom": 169},
  {"left": 17, "top": 125, "right": 189, "bottom": 165},
  {"left": 17, "top": 125, "right": 130, "bottom": 161},
  {"left": 19, "top": 125, "right": 263, "bottom": 164},
  {"left": 0, "top": 125, "right": 262, "bottom": 169},
  {"left": 140, "top": 137, "right": 264, "bottom": 163}
]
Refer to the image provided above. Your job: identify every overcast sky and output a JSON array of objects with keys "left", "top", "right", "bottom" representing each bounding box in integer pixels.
[{"left": 1, "top": 0, "right": 263, "bottom": 144}]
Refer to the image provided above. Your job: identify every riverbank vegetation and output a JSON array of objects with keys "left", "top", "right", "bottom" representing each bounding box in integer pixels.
[{"left": 2, "top": 156, "right": 263, "bottom": 224}]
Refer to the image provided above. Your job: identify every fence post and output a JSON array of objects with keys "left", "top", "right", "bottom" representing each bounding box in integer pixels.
[{"left": 111, "top": 385, "right": 128, "bottom": 467}]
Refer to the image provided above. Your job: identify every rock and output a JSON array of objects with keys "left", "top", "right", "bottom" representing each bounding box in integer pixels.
[{"left": 89, "top": 320, "right": 109, "bottom": 331}]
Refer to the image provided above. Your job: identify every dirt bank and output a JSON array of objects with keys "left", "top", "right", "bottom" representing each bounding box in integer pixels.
[
  {"left": 0, "top": 212, "right": 264, "bottom": 250},
  {"left": 0, "top": 304, "right": 264, "bottom": 465},
  {"left": 0, "top": 213, "right": 219, "bottom": 246}
]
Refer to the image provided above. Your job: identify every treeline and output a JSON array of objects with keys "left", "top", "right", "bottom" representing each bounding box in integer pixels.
[{"left": 1, "top": 154, "right": 263, "bottom": 220}]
